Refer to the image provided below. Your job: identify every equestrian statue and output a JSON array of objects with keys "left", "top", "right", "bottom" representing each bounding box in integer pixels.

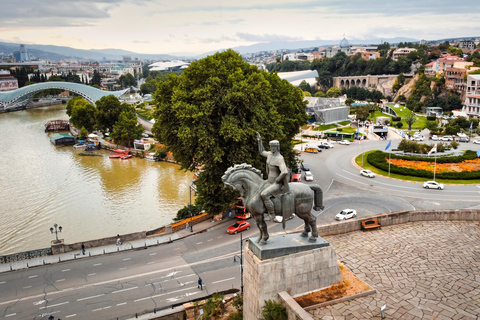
[{"left": 222, "top": 133, "right": 324, "bottom": 244}]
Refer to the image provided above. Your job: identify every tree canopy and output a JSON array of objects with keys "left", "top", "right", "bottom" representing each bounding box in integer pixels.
[
  {"left": 152, "top": 49, "right": 307, "bottom": 214},
  {"left": 95, "top": 95, "right": 132, "bottom": 133},
  {"left": 111, "top": 110, "right": 144, "bottom": 147}
]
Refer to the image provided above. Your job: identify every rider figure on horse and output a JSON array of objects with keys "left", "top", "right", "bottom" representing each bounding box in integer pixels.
[{"left": 257, "top": 132, "right": 290, "bottom": 221}]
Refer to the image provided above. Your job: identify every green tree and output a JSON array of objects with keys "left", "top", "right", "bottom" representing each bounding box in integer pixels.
[
  {"left": 96, "top": 95, "right": 132, "bottom": 133},
  {"left": 66, "top": 96, "right": 85, "bottom": 117},
  {"left": 356, "top": 106, "right": 370, "bottom": 121},
  {"left": 326, "top": 87, "right": 342, "bottom": 97},
  {"left": 69, "top": 100, "right": 98, "bottom": 132},
  {"left": 404, "top": 110, "right": 418, "bottom": 131},
  {"left": 79, "top": 126, "right": 88, "bottom": 140},
  {"left": 152, "top": 49, "right": 307, "bottom": 215},
  {"left": 111, "top": 110, "right": 144, "bottom": 147},
  {"left": 90, "top": 69, "right": 102, "bottom": 87}
]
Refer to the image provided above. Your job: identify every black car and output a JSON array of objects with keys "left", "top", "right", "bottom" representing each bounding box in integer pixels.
[{"left": 301, "top": 163, "right": 310, "bottom": 171}]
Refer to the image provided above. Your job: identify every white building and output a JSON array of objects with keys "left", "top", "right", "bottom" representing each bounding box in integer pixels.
[{"left": 463, "top": 74, "right": 480, "bottom": 119}]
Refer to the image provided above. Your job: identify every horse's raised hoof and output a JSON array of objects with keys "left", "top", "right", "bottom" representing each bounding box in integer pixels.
[
  {"left": 308, "top": 236, "right": 318, "bottom": 242},
  {"left": 313, "top": 205, "right": 325, "bottom": 211},
  {"left": 300, "top": 232, "right": 309, "bottom": 237}
]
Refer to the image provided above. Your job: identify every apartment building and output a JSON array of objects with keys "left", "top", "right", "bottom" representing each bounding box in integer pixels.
[{"left": 463, "top": 74, "right": 480, "bottom": 118}]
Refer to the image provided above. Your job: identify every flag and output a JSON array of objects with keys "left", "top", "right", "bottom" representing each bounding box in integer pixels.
[
  {"left": 477, "top": 148, "right": 480, "bottom": 158},
  {"left": 385, "top": 140, "right": 391, "bottom": 151},
  {"left": 356, "top": 126, "right": 360, "bottom": 134},
  {"left": 428, "top": 144, "right": 437, "bottom": 155},
  {"left": 470, "top": 122, "right": 473, "bottom": 131}
]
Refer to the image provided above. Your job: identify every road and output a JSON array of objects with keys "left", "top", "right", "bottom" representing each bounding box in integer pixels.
[{"left": 1, "top": 139, "right": 479, "bottom": 319}]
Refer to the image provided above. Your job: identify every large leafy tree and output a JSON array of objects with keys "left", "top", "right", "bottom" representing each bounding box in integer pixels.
[
  {"left": 152, "top": 49, "right": 307, "bottom": 214},
  {"left": 69, "top": 100, "right": 98, "bottom": 132},
  {"left": 111, "top": 110, "right": 144, "bottom": 147},
  {"left": 95, "top": 95, "right": 132, "bottom": 133}
]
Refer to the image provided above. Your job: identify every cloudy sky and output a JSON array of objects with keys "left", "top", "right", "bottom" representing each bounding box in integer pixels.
[{"left": 0, "top": 0, "right": 478, "bottom": 55}]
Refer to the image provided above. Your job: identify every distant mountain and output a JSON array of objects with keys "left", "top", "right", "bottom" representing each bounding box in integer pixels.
[{"left": 0, "top": 41, "right": 178, "bottom": 61}]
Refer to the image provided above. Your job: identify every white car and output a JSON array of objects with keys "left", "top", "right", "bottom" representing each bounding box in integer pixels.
[
  {"left": 304, "top": 171, "right": 314, "bottom": 181},
  {"left": 414, "top": 136, "right": 424, "bottom": 141},
  {"left": 360, "top": 169, "right": 375, "bottom": 178},
  {"left": 431, "top": 135, "right": 438, "bottom": 141},
  {"left": 423, "top": 181, "right": 444, "bottom": 190},
  {"left": 473, "top": 139, "right": 480, "bottom": 144},
  {"left": 335, "top": 209, "right": 357, "bottom": 221},
  {"left": 338, "top": 140, "right": 351, "bottom": 145},
  {"left": 440, "top": 136, "right": 453, "bottom": 141},
  {"left": 318, "top": 142, "right": 334, "bottom": 149}
]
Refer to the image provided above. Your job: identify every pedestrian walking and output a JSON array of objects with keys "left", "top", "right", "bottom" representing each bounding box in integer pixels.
[
  {"left": 197, "top": 277, "right": 203, "bottom": 290},
  {"left": 81, "top": 243, "right": 85, "bottom": 255},
  {"left": 186, "top": 222, "right": 189, "bottom": 231},
  {"left": 116, "top": 234, "right": 122, "bottom": 245}
]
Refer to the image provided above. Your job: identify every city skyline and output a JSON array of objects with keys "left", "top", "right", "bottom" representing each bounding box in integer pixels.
[{"left": 1, "top": 0, "right": 479, "bottom": 56}]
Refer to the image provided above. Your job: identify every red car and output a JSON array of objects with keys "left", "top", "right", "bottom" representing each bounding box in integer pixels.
[{"left": 227, "top": 221, "right": 251, "bottom": 234}]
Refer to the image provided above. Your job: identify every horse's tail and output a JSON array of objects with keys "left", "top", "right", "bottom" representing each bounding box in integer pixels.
[{"left": 309, "top": 184, "right": 324, "bottom": 211}]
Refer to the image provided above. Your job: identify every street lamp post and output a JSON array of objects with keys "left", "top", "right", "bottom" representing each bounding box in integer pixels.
[
  {"left": 233, "top": 233, "right": 245, "bottom": 294},
  {"left": 50, "top": 223, "right": 62, "bottom": 244}
]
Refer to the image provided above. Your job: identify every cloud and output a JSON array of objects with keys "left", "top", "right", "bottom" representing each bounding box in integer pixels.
[
  {"left": 235, "top": 33, "right": 303, "bottom": 42},
  {"left": 132, "top": 40, "right": 151, "bottom": 44}
]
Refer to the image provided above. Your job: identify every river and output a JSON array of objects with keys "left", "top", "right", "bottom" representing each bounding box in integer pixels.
[{"left": 0, "top": 105, "right": 192, "bottom": 255}]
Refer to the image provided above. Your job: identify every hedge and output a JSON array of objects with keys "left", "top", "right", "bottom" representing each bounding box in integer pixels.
[
  {"left": 367, "top": 150, "right": 480, "bottom": 180},
  {"left": 426, "top": 116, "right": 437, "bottom": 121},
  {"left": 392, "top": 116, "right": 401, "bottom": 121}
]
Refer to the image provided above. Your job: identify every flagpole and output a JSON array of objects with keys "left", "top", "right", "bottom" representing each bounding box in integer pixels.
[
  {"left": 433, "top": 154, "right": 437, "bottom": 181},
  {"left": 388, "top": 150, "right": 391, "bottom": 177}
]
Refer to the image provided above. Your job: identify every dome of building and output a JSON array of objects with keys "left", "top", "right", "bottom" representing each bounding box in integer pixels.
[{"left": 340, "top": 37, "right": 349, "bottom": 48}]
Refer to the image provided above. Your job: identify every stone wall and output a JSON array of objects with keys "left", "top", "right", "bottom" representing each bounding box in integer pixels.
[
  {"left": 0, "top": 247, "right": 52, "bottom": 264},
  {"left": 243, "top": 244, "right": 342, "bottom": 320}
]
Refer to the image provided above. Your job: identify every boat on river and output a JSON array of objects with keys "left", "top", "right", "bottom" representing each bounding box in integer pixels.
[
  {"left": 121, "top": 154, "right": 132, "bottom": 160},
  {"left": 110, "top": 149, "right": 129, "bottom": 159},
  {"left": 85, "top": 141, "right": 100, "bottom": 151},
  {"left": 73, "top": 140, "right": 87, "bottom": 149},
  {"left": 145, "top": 152, "right": 158, "bottom": 161}
]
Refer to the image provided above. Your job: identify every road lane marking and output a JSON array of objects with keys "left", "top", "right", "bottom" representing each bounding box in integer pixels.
[
  {"left": 93, "top": 263, "right": 102, "bottom": 266},
  {"left": 5, "top": 313, "right": 16, "bottom": 317},
  {"left": 77, "top": 294, "right": 105, "bottom": 301},
  {"left": 0, "top": 281, "right": 6, "bottom": 284},
  {"left": 39, "top": 301, "right": 69, "bottom": 309},
  {"left": 87, "top": 273, "right": 96, "bottom": 276},
  {"left": 0, "top": 252, "right": 239, "bottom": 307},
  {"left": 62, "top": 269, "right": 71, "bottom": 272},
  {"left": 117, "top": 302, "right": 127, "bottom": 306},
  {"left": 147, "top": 262, "right": 155, "bottom": 265},
  {"left": 207, "top": 239, "right": 213, "bottom": 242},
  {"left": 123, "top": 258, "right": 131, "bottom": 261},
  {"left": 119, "top": 267, "right": 127, "bottom": 271},
  {"left": 212, "top": 277, "right": 235, "bottom": 284},
  {"left": 56, "top": 279, "right": 65, "bottom": 282},
  {"left": 196, "top": 242, "right": 203, "bottom": 245},
  {"left": 112, "top": 286, "right": 138, "bottom": 294},
  {"left": 149, "top": 253, "right": 157, "bottom": 256},
  {"left": 29, "top": 275, "right": 38, "bottom": 278},
  {"left": 23, "top": 286, "right": 32, "bottom": 289},
  {"left": 66, "top": 314, "right": 76, "bottom": 318},
  {"left": 134, "top": 286, "right": 196, "bottom": 302},
  {"left": 92, "top": 306, "right": 111, "bottom": 312}
]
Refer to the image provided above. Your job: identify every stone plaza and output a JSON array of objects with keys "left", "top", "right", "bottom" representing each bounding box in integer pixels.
[{"left": 308, "top": 220, "right": 480, "bottom": 319}]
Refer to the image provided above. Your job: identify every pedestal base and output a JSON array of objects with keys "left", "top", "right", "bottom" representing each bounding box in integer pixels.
[{"left": 243, "top": 234, "right": 342, "bottom": 320}]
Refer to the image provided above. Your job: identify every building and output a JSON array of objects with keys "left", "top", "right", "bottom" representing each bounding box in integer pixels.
[
  {"left": 304, "top": 96, "right": 349, "bottom": 124},
  {"left": 49, "top": 133, "right": 76, "bottom": 146},
  {"left": 277, "top": 70, "right": 319, "bottom": 88},
  {"left": 445, "top": 67, "right": 468, "bottom": 93},
  {"left": 458, "top": 40, "right": 476, "bottom": 50},
  {"left": 148, "top": 60, "right": 189, "bottom": 72},
  {"left": 0, "top": 70, "right": 18, "bottom": 92},
  {"left": 282, "top": 52, "right": 315, "bottom": 62},
  {"left": 391, "top": 48, "right": 416, "bottom": 60},
  {"left": 13, "top": 44, "right": 31, "bottom": 62},
  {"left": 463, "top": 74, "right": 480, "bottom": 119}
]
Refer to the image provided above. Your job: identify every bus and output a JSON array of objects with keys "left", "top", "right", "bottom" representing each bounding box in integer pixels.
[{"left": 235, "top": 198, "right": 251, "bottom": 219}]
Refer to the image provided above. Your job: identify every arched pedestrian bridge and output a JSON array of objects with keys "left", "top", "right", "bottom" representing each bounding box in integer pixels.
[{"left": 0, "top": 82, "right": 129, "bottom": 111}]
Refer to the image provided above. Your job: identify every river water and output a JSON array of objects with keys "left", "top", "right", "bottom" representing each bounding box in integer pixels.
[{"left": 0, "top": 105, "right": 192, "bottom": 255}]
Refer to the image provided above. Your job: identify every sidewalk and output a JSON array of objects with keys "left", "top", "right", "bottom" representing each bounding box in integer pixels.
[{"left": 0, "top": 218, "right": 232, "bottom": 274}]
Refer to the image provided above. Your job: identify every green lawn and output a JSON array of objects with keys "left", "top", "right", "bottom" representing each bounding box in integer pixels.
[
  {"left": 378, "top": 105, "right": 428, "bottom": 131},
  {"left": 355, "top": 150, "right": 480, "bottom": 185}
]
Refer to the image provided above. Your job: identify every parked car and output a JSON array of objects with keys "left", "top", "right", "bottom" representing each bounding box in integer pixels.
[
  {"left": 304, "top": 171, "right": 314, "bottom": 181},
  {"left": 360, "top": 169, "right": 375, "bottom": 178},
  {"left": 292, "top": 173, "right": 301, "bottom": 182},
  {"left": 304, "top": 147, "right": 319, "bottom": 153},
  {"left": 423, "top": 181, "right": 444, "bottom": 190},
  {"left": 457, "top": 137, "right": 469, "bottom": 143},
  {"left": 473, "top": 139, "right": 480, "bottom": 144},
  {"left": 335, "top": 209, "right": 357, "bottom": 221},
  {"left": 301, "top": 163, "right": 310, "bottom": 171},
  {"left": 431, "top": 135, "right": 438, "bottom": 141},
  {"left": 226, "top": 221, "right": 251, "bottom": 234},
  {"left": 338, "top": 140, "right": 351, "bottom": 145},
  {"left": 440, "top": 136, "right": 453, "bottom": 141},
  {"left": 318, "top": 142, "right": 334, "bottom": 149},
  {"left": 414, "top": 136, "right": 424, "bottom": 141}
]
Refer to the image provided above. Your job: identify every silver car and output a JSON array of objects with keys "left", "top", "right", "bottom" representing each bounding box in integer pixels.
[
  {"left": 423, "top": 181, "right": 444, "bottom": 190},
  {"left": 360, "top": 169, "right": 375, "bottom": 178}
]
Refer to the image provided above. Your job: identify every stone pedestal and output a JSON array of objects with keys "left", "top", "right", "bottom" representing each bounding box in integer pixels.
[
  {"left": 51, "top": 239, "right": 65, "bottom": 254},
  {"left": 243, "top": 234, "right": 342, "bottom": 320}
]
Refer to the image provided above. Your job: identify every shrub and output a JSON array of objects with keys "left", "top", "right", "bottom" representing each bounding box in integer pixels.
[
  {"left": 395, "top": 122, "right": 403, "bottom": 129},
  {"left": 392, "top": 116, "right": 401, "bottom": 121},
  {"left": 426, "top": 116, "right": 437, "bottom": 121},
  {"left": 260, "top": 299, "right": 287, "bottom": 320}
]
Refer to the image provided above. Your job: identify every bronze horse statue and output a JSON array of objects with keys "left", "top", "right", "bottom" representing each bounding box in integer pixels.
[{"left": 222, "top": 163, "right": 324, "bottom": 243}]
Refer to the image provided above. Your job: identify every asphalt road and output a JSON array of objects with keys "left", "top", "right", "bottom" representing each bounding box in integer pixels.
[{"left": 1, "top": 139, "right": 479, "bottom": 319}]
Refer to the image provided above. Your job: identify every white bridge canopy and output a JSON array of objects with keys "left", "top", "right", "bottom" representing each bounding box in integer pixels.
[{"left": 0, "top": 82, "right": 129, "bottom": 110}]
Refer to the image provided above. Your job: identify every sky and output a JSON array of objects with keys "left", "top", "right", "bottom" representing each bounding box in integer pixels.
[{"left": 0, "top": 0, "right": 478, "bottom": 56}]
